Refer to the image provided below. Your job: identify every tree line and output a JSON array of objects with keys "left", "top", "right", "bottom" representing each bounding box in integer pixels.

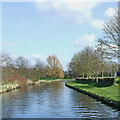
[
  {"left": 69, "top": 13, "right": 119, "bottom": 78},
  {"left": 1, "top": 53, "right": 64, "bottom": 85},
  {"left": 68, "top": 46, "right": 117, "bottom": 78}
]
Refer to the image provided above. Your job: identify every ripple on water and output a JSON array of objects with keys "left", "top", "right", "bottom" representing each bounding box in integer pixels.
[{"left": 2, "top": 81, "right": 119, "bottom": 118}]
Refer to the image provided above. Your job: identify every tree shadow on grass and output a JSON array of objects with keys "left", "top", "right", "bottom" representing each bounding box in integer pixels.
[
  {"left": 78, "top": 86, "right": 93, "bottom": 89},
  {"left": 75, "top": 80, "right": 113, "bottom": 88},
  {"left": 75, "top": 81, "right": 95, "bottom": 88},
  {"left": 116, "top": 80, "right": 120, "bottom": 84},
  {"left": 76, "top": 80, "right": 93, "bottom": 85},
  {"left": 93, "top": 83, "right": 113, "bottom": 87}
]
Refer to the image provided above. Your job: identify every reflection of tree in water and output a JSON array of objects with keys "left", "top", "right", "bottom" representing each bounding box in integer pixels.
[
  {"left": 69, "top": 90, "right": 117, "bottom": 117},
  {"left": 2, "top": 87, "right": 40, "bottom": 117},
  {"left": 47, "top": 81, "right": 64, "bottom": 108},
  {"left": 27, "top": 83, "right": 51, "bottom": 104},
  {"left": 2, "top": 87, "right": 31, "bottom": 118},
  {"left": 2, "top": 82, "right": 64, "bottom": 118},
  {"left": 69, "top": 90, "right": 99, "bottom": 109}
]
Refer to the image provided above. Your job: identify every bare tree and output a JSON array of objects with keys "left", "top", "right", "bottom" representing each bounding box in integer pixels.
[
  {"left": 99, "top": 14, "right": 120, "bottom": 58},
  {"left": 95, "top": 38, "right": 112, "bottom": 77},
  {"left": 2, "top": 53, "right": 15, "bottom": 83},
  {"left": 97, "top": 8, "right": 120, "bottom": 75},
  {"left": 69, "top": 46, "right": 101, "bottom": 78},
  {"left": 15, "top": 56, "right": 30, "bottom": 78},
  {"left": 34, "top": 58, "right": 46, "bottom": 80}
]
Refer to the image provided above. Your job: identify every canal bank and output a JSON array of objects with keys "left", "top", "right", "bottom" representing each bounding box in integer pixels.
[
  {"left": 65, "top": 81, "right": 120, "bottom": 110},
  {"left": 0, "top": 79, "right": 65, "bottom": 94}
]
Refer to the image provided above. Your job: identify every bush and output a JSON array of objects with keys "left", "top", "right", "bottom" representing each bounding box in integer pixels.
[
  {"left": 115, "top": 77, "right": 120, "bottom": 84},
  {"left": 8, "top": 75, "right": 27, "bottom": 87}
]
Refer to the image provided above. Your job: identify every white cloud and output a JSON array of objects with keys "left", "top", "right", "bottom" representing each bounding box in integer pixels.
[
  {"left": 90, "top": 19, "right": 105, "bottom": 30},
  {"left": 34, "top": 0, "right": 99, "bottom": 24},
  {"left": 90, "top": 7, "right": 117, "bottom": 30},
  {"left": 0, "top": 41, "right": 15, "bottom": 46},
  {"left": 32, "top": 54, "right": 47, "bottom": 62},
  {"left": 34, "top": 1, "right": 119, "bottom": 30},
  {"left": 105, "top": 7, "right": 116, "bottom": 18},
  {"left": 75, "top": 34, "right": 95, "bottom": 47}
]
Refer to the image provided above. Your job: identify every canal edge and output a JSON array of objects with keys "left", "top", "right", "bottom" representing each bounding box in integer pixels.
[
  {"left": 65, "top": 83, "right": 120, "bottom": 111},
  {"left": 0, "top": 79, "right": 65, "bottom": 94}
]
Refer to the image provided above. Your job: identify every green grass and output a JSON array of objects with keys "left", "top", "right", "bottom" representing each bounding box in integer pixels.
[
  {"left": 41, "top": 78, "right": 61, "bottom": 81},
  {"left": 41, "top": 78, "right": 72, "bottom": 81},
  {"left": 66, "top": 80, "right": 119, "bottom": 102},
  {"left": 115, "top": 76, "right": 120, "bottom": 84}
]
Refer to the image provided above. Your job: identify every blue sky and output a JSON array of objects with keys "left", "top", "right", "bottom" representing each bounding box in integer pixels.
[{"left": 2, "top": 1, "right": 118, "bottom": 70}]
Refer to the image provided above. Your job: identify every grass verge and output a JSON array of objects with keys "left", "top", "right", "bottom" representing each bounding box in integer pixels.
[
  {"left": 65, "top": 80, "right": 119, "bottom": 102},
  {"left": 115, "top": 76, "right": 120, "bottom": 84}
]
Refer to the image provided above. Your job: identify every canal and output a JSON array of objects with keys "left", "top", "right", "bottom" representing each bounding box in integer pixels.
[{"left": 1, "top": 81, "right": 118, "bottom": 118}]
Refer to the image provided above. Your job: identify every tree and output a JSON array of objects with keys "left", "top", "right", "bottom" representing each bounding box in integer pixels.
[
  {"left": 103, "top": 61, "right": 117, "bottom": 77},
  {"left": 33, "top": 58, "right": 46, "bottom": 80},
  {"left": 98, "top": 14, "right": 119, "bottom": 58},
  {"left": 15, "top": 56, "right": 30, "bottom": 78},
  {"left": 95, "top": 38, "right": 112, "bottom": 77},
  {"left": 110, "top": 62, "right": 118, "bottom": 76},
  {"left": 69, "top": 46, "right": 101, "bottom": 78},
  {"left": 2, "top": 53, "right": 15, "bottom": 83},
  {"left": 97, "top": 12, "right": 120, "bottom": 75},
  {"left": 69, "top": 52, "right": 83, "bottom": 77},
  {"left": 46, "top": 55, "right": 64, "bottom": 79},
  {"left": 63, "top": 70, "right": 70, "bottom": 79}
]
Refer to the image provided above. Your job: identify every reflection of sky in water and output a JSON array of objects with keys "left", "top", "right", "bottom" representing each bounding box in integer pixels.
[{"left": 2, "top": 81, "right": 118, "bottom": 118}]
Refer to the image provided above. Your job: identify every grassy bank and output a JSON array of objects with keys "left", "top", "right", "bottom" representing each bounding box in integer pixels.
[
  {"left": 0, "top": 83, "right": 20, "bottom": 94},
  {"left": 0, "top": 79, "right": 64, "bottom": 94},
  {"left": 65, "top": 80, "right": 119, "bottom": 102}
]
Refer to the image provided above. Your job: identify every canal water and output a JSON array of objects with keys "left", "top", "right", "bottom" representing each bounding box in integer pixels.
[{"left": 1, "top": 81, "right": 118, "bottom": 118}]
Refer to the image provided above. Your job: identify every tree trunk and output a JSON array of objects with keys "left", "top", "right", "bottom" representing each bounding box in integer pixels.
[{"left": 117, "top": 2, "right": 120, "bottom": 76}]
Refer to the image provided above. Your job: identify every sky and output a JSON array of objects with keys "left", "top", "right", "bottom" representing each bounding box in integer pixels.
[{"left": 1, "top": 0, "right": 118, "bottom": 70}]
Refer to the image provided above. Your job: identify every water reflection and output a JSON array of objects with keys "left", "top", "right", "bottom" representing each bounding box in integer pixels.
[
  {"left": 1, "top": 81, "right": 118, "bottom": 118},
  {"left": 69, "top": 89, "right": 118, "bottom": 118}
]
